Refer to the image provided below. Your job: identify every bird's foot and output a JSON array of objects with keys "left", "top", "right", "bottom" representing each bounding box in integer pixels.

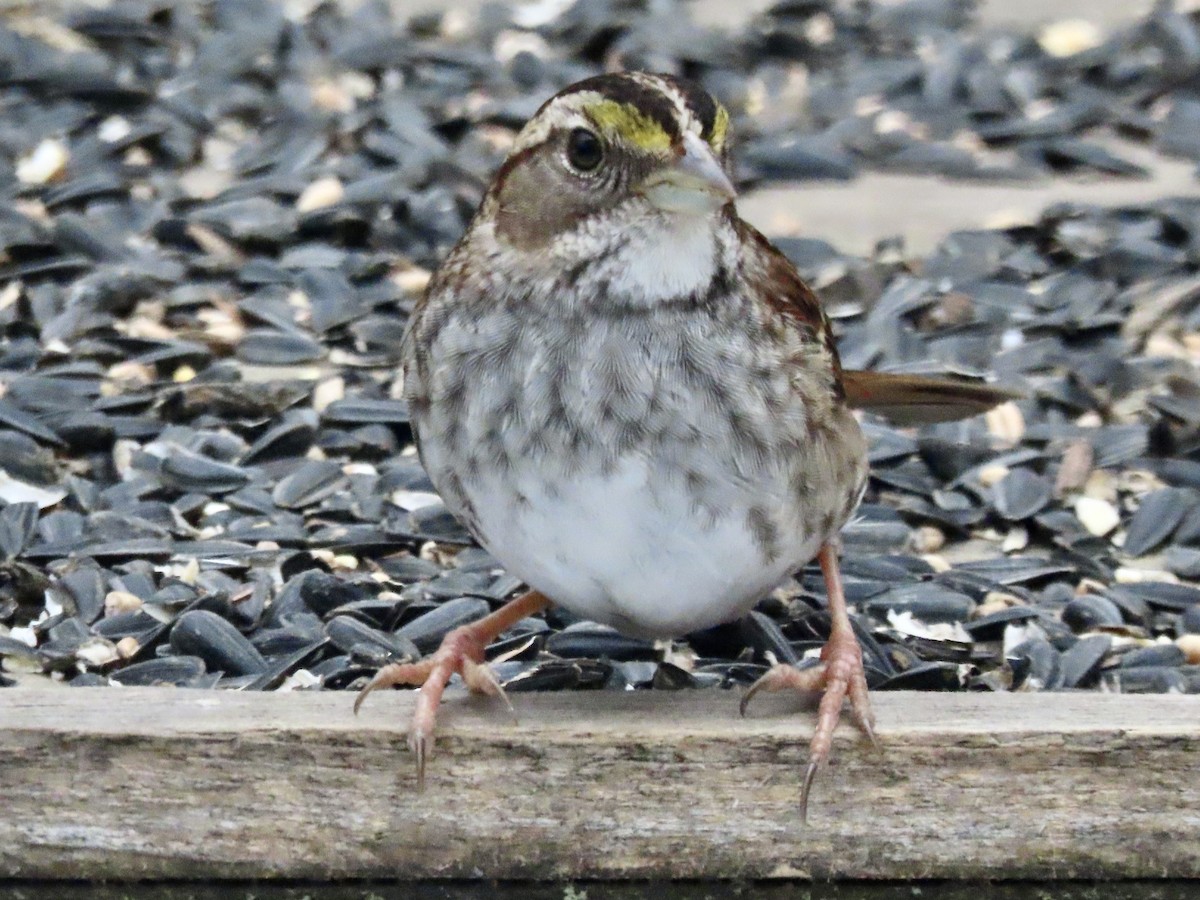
[
  {"left": 354, "top": 624, "right": 509, "bottom": 790},
  {"left": 353, "top": 589, "right": 550, "bottom": 790},
  {"left": 740, "top": 628, "right": 877, "bottom": 820},
  {"left": 740, "top": 542, "right": 877, "bottom": 822}
]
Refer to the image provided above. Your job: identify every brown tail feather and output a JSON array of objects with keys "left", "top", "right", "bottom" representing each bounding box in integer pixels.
[{"left": 841, "top": 369, "right": 1020, "bottom": 426}]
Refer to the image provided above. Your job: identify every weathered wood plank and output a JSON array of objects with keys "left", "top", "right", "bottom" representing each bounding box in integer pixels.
[{"left": 1, "top": 688, "right": 1196, "bottom": 880}]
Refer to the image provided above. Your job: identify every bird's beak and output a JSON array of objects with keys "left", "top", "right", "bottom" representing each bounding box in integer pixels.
[{"left": 641, "top": 131, "right": 737, "bottom": 214}]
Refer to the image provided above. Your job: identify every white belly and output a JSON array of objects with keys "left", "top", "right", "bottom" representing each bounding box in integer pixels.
[
  {"left": 464, "top": 456, "right": 821, "bottom": 639},
  {"left": 405, "top": 265, "right": 866, "bottom": 639}
]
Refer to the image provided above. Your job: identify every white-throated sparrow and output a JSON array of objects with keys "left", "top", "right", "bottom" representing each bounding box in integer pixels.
[{"left": 357, "top": 72, "right": 1012, "bottom": 818}]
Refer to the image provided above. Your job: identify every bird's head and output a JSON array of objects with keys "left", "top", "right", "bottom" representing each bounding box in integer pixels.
[{"left": 487, "top": 72, "right": 737, "bottom": 251}]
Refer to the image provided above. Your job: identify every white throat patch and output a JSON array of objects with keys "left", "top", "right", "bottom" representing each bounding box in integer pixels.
[{"left": 577, "top": 209, "right": 724, "bottom": 306}]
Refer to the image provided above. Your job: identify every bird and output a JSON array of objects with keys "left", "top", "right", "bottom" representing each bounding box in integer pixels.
[{"left": 355, "top": 71, "right": 1013, "bottom": 818}]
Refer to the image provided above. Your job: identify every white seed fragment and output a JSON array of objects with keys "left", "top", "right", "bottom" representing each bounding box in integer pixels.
[
  {"left": 179, "top": 166, "right": 231, "bottom": 200},
  {"left": 312, "top": 376, "right": 345, "bottom": 412},
  {"left": 0, "top": 471, "right": 66, "bottom": 509},
  {"left": 874, "top": 109, "right": 912, "bottom": 135},
  {"left": 887, "top": 609, "right": 969, "bottom": 642},
  {"left": 76, "top": 638, "right": 119, "bottom": 668},
  {"left": 985, "top": 401, "right": 1025, "bottom": 445},
  {"left": 1083, "top": 468, "right": 1118, "bottom": 503},
  {"left": 1176, "top": 634, "right": 1200, "bottom": 665},
  {"left": 177, "top": 557, "right": 200, "bottom": 585},
  {"left": 804, "top": 12, "right": 835, "bottom": 45},
  {"left": 279, "top": 669, "right": 322, "bottom": 691},
  {"left": 0, "top": 281, "right": 20, "bottom": 312},
  {"left": 8, "top": 625, "right": 37, "bottom": 648},
  {"left": 310, "top": 79, "right": 355, "bottom": 114},
  {"left": 1038, "top": 19, "right": 1102, "bottom": 58},
  {"left": 186, "top": 223, "right": 243, "bottom": 264},
  {"left": 921, "top": 553, "right": 951, "bottom": 573},
  {"left": 296, "top": 176, "right": 344, "bottom": 212},
  {"left": 1145, "top": 332, "right": 1189, "bottom": 360},
  {"left": 124, "top": 146, "right": 152, "bottom": 167},
  {"left": 978, "top": 464, "right": 1010, "bottom": 488},
  {"left": 1114, "top": 567, "right": 1179, "bottom": 585},
  {"left": 196, "top": 304, "right": 245, "bottom": 344},
  {"left": 1002, "top": 526, "right": 1029, "bottom": 553},
  {"left": 98, "top": 115, "right": 132, "bottom": 143},
  {"left": 106, "top": 360, "right": 156, "bottom": 388},
  {"left": 492, "top": 29, "right": 550, "bottom": 64},
  {"left": 392, "top": 267, "right": 432, "bottom": 294},
  {"left": 390, "top": 489, "right": 443, "bottom": 511},
  {"left": 512, "top": 0, "right": 575, "bottom": 28},
  {"left": 975, "top": 592, "right": 1022, "bottom": 618},
  {"left": 1075, "top": 496, "right": 1120, "bottom": 537},
  {"left": 104, "top": 590, "right": 143, "bottom": 616},
  {"left": 16, "top": 138, "right": 69, "bottom": 185}
]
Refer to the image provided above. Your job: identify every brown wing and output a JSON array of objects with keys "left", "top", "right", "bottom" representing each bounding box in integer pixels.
[
  {"left": 735, "top": 218, "right": 1017, "bottom": 425},
  {"left": 842, "top": 370, "right": 1020, "bottom": 426},
  {"left": 735, "top": 218, "right": 846, "bottom": 395}
]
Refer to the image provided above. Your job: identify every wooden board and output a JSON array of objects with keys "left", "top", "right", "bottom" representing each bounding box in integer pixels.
[{"left": 1, "top": 687, "right": 1197, "bottom": 881}]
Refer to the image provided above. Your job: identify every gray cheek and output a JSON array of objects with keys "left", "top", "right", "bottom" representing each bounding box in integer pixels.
[
  {"left": 494, "top": 156, "right": 583, "bottom": 250},
  {"left": 493, "top": 150, "right": 632, "bottom": 252}
]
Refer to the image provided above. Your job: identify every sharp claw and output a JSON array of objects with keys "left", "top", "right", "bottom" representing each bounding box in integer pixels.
[
  {"left": 411, "top": 729, "right": 430, "bottom": 793},
  {"left": 800, "top": 759, "right": 820, "bottom": 826},
  {"left": 739, "top": 682, "right": 761, "bottom": 718},
  {"left": 463, "top": 658, "right": 518, "bottom": 722},
  {"left": 354, "top": 662, "right": 409, "bottom": 715},
  {"left": 847, "top": 668, "right": 879, "bottom": 750},
  {"left": 466, "top": 658, "right": 519, "bottom": 726},
  {"left": 846, "top": 696, "right": 869, "bottom": 733},
  {"left": 350, "top": 591, "right": 553, "bottom": 791},
  {"left": 495, "top": 680, "right": 518, "bottom": 726},
  {"left": 860, "top": 714, "right": 881, "bottom": 752},
  {"left": 869, "top": 732, "right": 882, "bottom": 753},
  {"left": 353, "top": 683, "right": 372, "bottom": 715}
]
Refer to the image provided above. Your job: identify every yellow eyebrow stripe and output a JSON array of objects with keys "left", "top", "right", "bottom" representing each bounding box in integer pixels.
[
  {"left": 583, "top": 100, "right": 673, "bottom": 153},
  {"left": 709, "top": 103, "right": 729, "bottom": 150}
]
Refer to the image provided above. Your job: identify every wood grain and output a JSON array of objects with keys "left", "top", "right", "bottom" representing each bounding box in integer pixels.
[{"left": 1, "top": 687, "right": 1197, "bottom": 880}]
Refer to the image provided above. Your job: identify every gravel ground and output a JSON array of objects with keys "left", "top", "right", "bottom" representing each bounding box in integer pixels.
[{"left": 2, "top": 0, "right": 1200, "bottom": 700}]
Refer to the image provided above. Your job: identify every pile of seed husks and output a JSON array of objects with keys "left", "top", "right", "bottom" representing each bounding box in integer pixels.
[{"left": 2, "top": 0, "right": 1200, "bottom": 696}]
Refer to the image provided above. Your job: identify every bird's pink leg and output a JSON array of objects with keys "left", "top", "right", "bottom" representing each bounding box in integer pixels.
[
  {"left": 741, "top": 542, "right": 877, "bottom": 821},
  {"left": 354, "top": 589, "right": 551, "bottom": 789}
]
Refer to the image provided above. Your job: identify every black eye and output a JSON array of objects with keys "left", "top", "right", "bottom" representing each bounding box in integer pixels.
[{"left": 566, "top": 128, "right": 603, "bottom": 172}]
